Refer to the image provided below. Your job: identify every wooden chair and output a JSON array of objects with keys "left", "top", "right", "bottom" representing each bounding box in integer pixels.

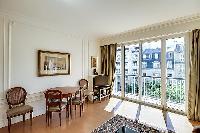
[
  {"left": 72, "top": 87, "right": 85, "bottom": 117},
  {"left": 93, "top": 75, "right": 111, "bottom": 102},
  {"left": 79, "top": 79, "right": 93, "bottom": 103},
  {"left": 45, "top": 90, "right": 69, "bottom": 126},
  {"left": 6, "top": 87, "right": 33, "bottom": 133}
]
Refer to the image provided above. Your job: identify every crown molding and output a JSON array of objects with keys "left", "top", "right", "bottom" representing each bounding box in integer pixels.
[{"left": 98, "top": 13, "right": 200, "bottom": 44}]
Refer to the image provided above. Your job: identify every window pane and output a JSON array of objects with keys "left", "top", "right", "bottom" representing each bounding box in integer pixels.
[
  {"left": 142, "top": 40, "right": 161, "bottom": 105},
  {"left": 166, "top": 37, "right": 185, "bottom": 111},
  {"left": 125, "top": 44, "right": 139, "bottom": 99},
  {"left": 113, "top": 46, "right": 122, "bottom": 96}
]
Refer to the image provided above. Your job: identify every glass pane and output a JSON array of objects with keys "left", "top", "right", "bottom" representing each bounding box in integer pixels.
[
  {"left": 166, "top": 37, "right": 185, "bottom": 111},
  {"left": 124, "top": 44, "right": 139, "bottom": 99},
  {"left": 142, "top": 40, "right": 161, "bottom": 105},
  {"left": 113, "top": 46, "right": 122, "bottom": 96}
]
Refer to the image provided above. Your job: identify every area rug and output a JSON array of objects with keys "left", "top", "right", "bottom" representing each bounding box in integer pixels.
[{"left": 91, "top": 115, "right": 175, "bottom": 133}]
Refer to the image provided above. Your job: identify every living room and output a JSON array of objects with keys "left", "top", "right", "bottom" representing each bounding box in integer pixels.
[{"left": 0, "top": 0, "right": 200, "bottom": 133}]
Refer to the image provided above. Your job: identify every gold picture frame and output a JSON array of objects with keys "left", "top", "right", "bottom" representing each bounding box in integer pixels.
[{"left": 38, "top": 50, "right": 70, "bottom": 76}]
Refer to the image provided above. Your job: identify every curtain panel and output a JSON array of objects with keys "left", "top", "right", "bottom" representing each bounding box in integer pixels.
[
  {"left": 188, "top": 29, "right": 200, "bottom": 121},
  {"left": 100, "top": 44, "right": 117, "bottom": 90}
]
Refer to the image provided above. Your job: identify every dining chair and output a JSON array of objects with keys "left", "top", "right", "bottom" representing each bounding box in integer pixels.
[
  {"left": 72, "top": 87, "right": 85, "bottom": 117},
  {"left": 6, "top": 87, "right": 33, "bottom": 133},
  {"left": 45, "top": 90, "right": 69, "bottom": 126},
  {"left": 79, "top": 79, "right": 93, "bottom": 103}
]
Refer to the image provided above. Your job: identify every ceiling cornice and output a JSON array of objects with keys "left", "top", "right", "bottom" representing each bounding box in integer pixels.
[{"left": 98, "top": 13, "right": 200, "bottom": 44}]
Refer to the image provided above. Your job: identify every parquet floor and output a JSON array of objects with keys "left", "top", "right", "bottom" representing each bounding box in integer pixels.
[{"left": 0, "top": 98, "right": 199, "bottom": 133}]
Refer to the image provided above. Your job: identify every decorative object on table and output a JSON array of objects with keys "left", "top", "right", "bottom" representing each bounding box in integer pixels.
[
  {"left": 93, "top": 75, "right": 111, "bottom": 103},
  {"left": 93, "top": 68, "right": 98, "bottom": 75},
  {"left": 45, "top": 89, "right": 70, "bottom": 126},
  {"left": 38, "top": 50, "right": 70, "bottom": 76},
  {"left": 91, "top": 56, "right": 97, "bottom": 68},
  {"left": 91, "top": 115, "right": 175, "bottom": 133},
  {"left": 6, "top": 87, "right": 33, "bottom": 133}
]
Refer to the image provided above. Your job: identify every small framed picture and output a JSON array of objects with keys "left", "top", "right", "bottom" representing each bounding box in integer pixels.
[{"left": 91, "top": 56, "right": 97, "bottom": 68}]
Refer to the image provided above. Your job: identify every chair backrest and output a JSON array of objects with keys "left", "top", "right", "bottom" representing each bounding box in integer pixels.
[
  {"left": 75, "top": 86, "right": 86, "bottom": 101},
  {"left": 6, "top": 87, "right": 27, "bottom": 109},
  {"left": 79, "top": 79, "right": 88, "bottom": 88},
  {"left": 45, "top": 90, "right": 62, "bottom": 110},
  {"left": 93, "top": 75, "right": 109, "bottom": 86}
]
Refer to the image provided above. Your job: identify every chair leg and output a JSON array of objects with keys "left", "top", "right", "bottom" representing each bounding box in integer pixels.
[
  {"left": 66, "top": 105, "right": 69, "bottom": 118},
  {"left": 23, "top": 114, "right": 25, "bottom": 122},
  {"left": 50, "top": 112, "right": 52, "bottom": 120},
  {"left": 47, "top": 112, "right": 50, "bottom": 126},
  {"left": 59, "top": 112, "right": 61, "bottom": 126},
  {"left": 80, "top": 105, "right": 82, "bottom": 117},
  {"left": 99, "top": 89, "right": 101, "bottom": 101},
  {"left": 70, "top": 98, "right": 72, "bottom": 118},
  {"left": 82, "top": 103, "right": 84, "bottom": 111},
  {"left": 46, "top": 111, "right": 48, "bottom": 123},
  {"left": 7, "top": 118, "right": 11, "bottom": 133},
  {"left": 30, "top": 111, "right": 32, "bottom": 126}
]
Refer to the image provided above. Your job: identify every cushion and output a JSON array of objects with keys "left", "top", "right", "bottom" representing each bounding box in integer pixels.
[
  {"left": 7, "top": 105, "right": 33, "bottom": 118},
  {"left": 72, "top": 97, "right": 84, "bottom": 105},
  {"left": 48, "top": 104, "right": 66, "bottom": 112}
]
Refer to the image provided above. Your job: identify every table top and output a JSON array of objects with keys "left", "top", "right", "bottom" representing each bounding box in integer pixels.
[
  {"left": 44, "top": 86, "right": 81, "bottom": 98},
  {"left": 54, "top": 86, "right": 80, "bottom": 94}
]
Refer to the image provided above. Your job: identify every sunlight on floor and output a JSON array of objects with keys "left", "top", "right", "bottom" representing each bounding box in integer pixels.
[
  {"left": 114, "top": 101, "right": 139, "bottom": 120},
  {"left": 139, "top": 105, "right": 166, "bottom": 130},
  {"left": 103, "top": 98, "right": 195, "bottom": 133},
  {"left": 104, "top": 98, "right": 122, "bottom": 112},
  {"left": 168, "top": 112, "right": 193, "bottom": 133}
]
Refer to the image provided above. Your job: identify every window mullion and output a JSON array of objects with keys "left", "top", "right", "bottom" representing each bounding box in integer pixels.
[
  {"left": 139, "top": 42, "right": 142, "bottom": 101},
  {"left": 121, "top": 45, "right": 125, "bottom": 97},
  {"left": 161, "top": 39, "right": 167, "bottom": 108}
]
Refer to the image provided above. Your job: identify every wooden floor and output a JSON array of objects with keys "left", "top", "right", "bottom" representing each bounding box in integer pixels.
[{"left": 0, "top": 98, "right": 199, "bottom": 133}]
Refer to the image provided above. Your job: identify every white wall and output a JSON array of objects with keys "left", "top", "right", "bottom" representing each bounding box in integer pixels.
[
  {"left": 0, "top": 16, "right": 3, "bottom": 98},
  {"left": 11, "top": 22, "right": 83, "bottom": 93},
  {"left": 0, "top": 13, "right": 99, "bottom": 128}
]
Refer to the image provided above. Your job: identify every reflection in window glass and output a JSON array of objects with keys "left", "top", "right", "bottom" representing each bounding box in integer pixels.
[
  {"left": 142, "top": 40, "right": 161, "bottom": 105},
  {"left": 124, "top": 44, "right": 139, "bottom": 99},
  {"left": 166, "top": 37, "right": 185, "bottom": 111}
]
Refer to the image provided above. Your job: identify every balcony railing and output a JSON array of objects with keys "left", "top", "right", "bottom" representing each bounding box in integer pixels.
[{"left": 113, "top": 74, "right": 185, "bottom": 110}]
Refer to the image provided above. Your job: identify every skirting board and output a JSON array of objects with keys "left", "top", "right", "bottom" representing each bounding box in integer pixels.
[{"left": 0, "top": 92, "right": 46, "bottom": 128}]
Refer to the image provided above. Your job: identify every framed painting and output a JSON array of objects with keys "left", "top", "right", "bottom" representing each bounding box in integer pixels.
[
  {"left": 38, "top": 50, "right": 70, "bottom": 76},
  {"left": 91, "top": 56, "right": 97, "bottom": 68}
]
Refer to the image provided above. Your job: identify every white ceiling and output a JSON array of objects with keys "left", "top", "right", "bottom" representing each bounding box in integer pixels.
[{"left": 0, "top": 0, "right": 200, "bottom": 38}]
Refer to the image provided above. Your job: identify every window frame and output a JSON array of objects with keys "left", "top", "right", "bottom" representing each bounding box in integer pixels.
[{"left": 113, "top": 33, "right": 189, "bottom": 114}]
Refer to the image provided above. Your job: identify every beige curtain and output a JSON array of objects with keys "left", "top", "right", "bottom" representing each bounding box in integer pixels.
[
  {"left": 188, "top": 29, "right": 200, "bottom": 121},
  {"left": 100, "top": 44, "right": 117, "bottom": 90}
]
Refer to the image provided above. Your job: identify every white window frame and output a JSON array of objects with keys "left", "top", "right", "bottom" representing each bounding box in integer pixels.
[{"left": 114, "top": 33, "right": 189, "bottom": 114}]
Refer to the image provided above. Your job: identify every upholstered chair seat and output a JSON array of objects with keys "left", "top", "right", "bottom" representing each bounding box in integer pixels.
[{"left": 6, "top": 105, "right": 33, "bottom": 118}]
